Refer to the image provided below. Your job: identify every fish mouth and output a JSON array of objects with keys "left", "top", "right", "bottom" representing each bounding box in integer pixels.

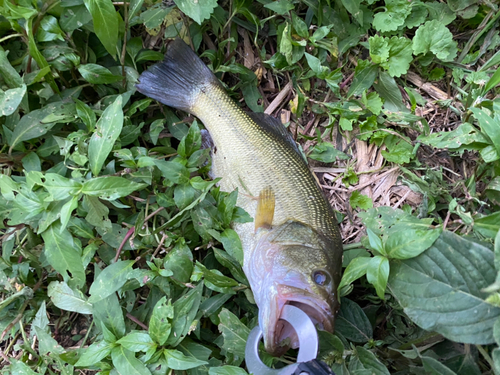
[{"left": 262, "top": 285, "right": 334, "bottom": 356}]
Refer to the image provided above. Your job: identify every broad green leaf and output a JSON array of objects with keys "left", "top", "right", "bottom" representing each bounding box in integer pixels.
[
  {"left": 474, "top": 212, "right": 500, "bottom": 239},
  {"left": 421, "top": 355, "right": 458, "bottom": 375},
  {"left": 369, "top": 35, "right": 390, "bottom": 64},
  {"left": 83, "top": 195, "right": 112, "bottom": 230},
  {"left": 128, "top": 0, "right": 145, "bottom": 21},
  {"left": 0, "top": 84, "right": 26, "bottom": 116},
  {"left": 209, "top": 366, "right": 249, "bottom": 375},
  {"left": 9, "top": 102, "right": 75, "bottom": 151},
  {"left": 219, "top": 228, "right": 244, "bottom": 265},
  {"left": 385, "top": 226, "right": 441, "bottom": 259},
  {"left": 338, "top": 256, "right": 371, "bottom": 291},
  {"left": 83, "top": 0, "right": 119, "bottom": 58},
  {"left": 366, "top": 256, "right": 390, "bottom": 299},
  {"left": 412, "top": 20, "right": 458, "bottom": 61},
  {"left": 388, "top": 230, "right": 500, "bottom": 344},
  {"left": 149, "top": 297, "right": 174, "bottom": 346},
  {"left": 164, "top": 349, "right": 208, "bottom": 370},
  {"left": 60, "top": 5, "right": 93, "bottom": 32},
  {"left": 418, "top": 123, "right": 488, "bottom": 150},
  {"left": 349, "top": 191, "right": 373, "bottom": 210},
  {"left": 154, "top": 159, "right": 190, "bottom": 184},
  {"left": 164, "top": 240, "right": 193, "bottom": 283},
  {"left": 470, "top": 108, "right": 500, "bottom": 156},
  {"left": 89, "top": 260, "right": 135, "bottom": 303},
  {"left": 75, "top": 340, "right": 114, "bottom": 366},
  {"left": 42, "top": 173, "right": 82, "bottom": 201},
  {"left": 175, "top": 0, "right": 218, "bottom": 25},
  {"left": 88, "top": 96, "right": 123, "bottom": 175},
  {"left": 309, "top": 142, "right": 349, "bottom": 163},
  {"left": 47, "top": 281, "right": 93, "bottom": 314},
  {"left": 336, "top": 298, "right": 373, "bottom": 343},
  {"left": 373, "top": 71, "right": 407, "bottom": 113},
  {"left": 116, "top": 332, "right": 156, "bottom": 353},
  {"left": 372, "top": 0, "right": 411, "bottom": 32},
  {"left": 139, "top": 4, "right": 172, "bottom": 29},
  {"left": 264, "top": 0, "right": 294, "bottom": 15},
  {"left": 93, "top": 291, "right": 126, "bottom": 339},
  {"left": 78, "top": 64, "right": 122, "bottom": 84},
  {"left": 340, "top": 0, "right": 363, "bottom": 25},
  {"left": 74, "top": 98, "right": 96, "bottom": 131},
  {"left": 111, "top": 346, "right": 152, "bottom": 375},
  {"left": 167, "top": 282, "right": 203, "bottom": 347},
  {"left": 381, "top": 36, "right": 413, "bottom": 77},
  {"left": 347, "top": 61, "right": 378, "bottom": 98},
  {"left": 41, "top": 222, "right": 85, "bottom": 288},
  {"left": 218, "top": 308, "right": 250, "bottom": 358},
  {"left": 82, "top": 176, "right": 147, "bottom": 200},
  {"left": 353, "top": 346, "right": 390, "bottom": 375}
]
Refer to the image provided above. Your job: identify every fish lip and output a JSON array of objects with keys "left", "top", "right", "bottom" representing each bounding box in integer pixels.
[{"left": 262, "top": 284, "right": 334, "bottom": 356}]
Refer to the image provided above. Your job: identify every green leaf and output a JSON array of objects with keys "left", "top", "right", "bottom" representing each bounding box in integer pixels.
[
  {"left": 470, "top": 108, "right": 500, "bottom": 156},
  {"left": 164, "top": 349, "right": 208, "bottom": 370},
  {"left": 111, "top": 346, "right": 152, "bottom": 375},
  {"left": 41, "top": 222, "right": 85, "bottom": 288},
  {"left": 373, "top": 71, "right": 407, "bottom": 112},
  {"left": 167, "top": 282, "right": 203, "bottom": 346},
  {"left": 347, "top": 61, "right": 378, "bottom": 98},
  {"left": 385, "top": 226, "right": 441, "bottom": 259},
  {"left": 83, "top": 0, "right": 119, "bottom": 58},
  {"left": 349, "top": 191, "right": 373, "bottom": 210},
  {"left": 9, "top": 102, "right": 75, "bottom": 151},
  {"left": 219, "top": 228, "right": 244, "bottom": 265},
  {"left": 338, "top": 256, "right": 371, "bottom": 291},
  {"left": 75, "top": 98, "right": 96, "bottom": 132},
  {"left": 82, "top": 176, "right": 147, "bottom": 200},
  {"left": 209, "top": 366, "right": 249, "bottom": 375},
  {"left": 149, "top": 296, "right": 174, "bottom": 346},
  {"left": 78, "top": 64, "right": 123, "bottom": 84},
  {"left": 93, "top": 291, "right": 126, "bottom": 339},
  {"left": 42, "top": 173, "right": 82, "bottom": 201},
  {"left": 75, "top": 340, "right": 113, "bottom": 366},
  {"left": 47, "top": 281, "right": 93, "bottom": 314},
  {"left": 0, "top": 84, "right": 26, "bottom": 116},
  {"left": 309, "top": 142, "right": 349, "bottom": 163},
  {"left": 474, "top": 212, "right": 500, "bottom": 238},
  {"left": 60, "top": 5, "right": 93, "bottom": 32},
  {"left": 83, "top": 195, "right": 112, "bottom": 230},
  {"left": 388, "top": 230, "right": 500, "bottom": 344},
  {"left": 380, "top": 36, "right": 413, "bottom": 77},
  {"left": 116, "top": 332, "right": 156, "bottom": 353},
  {"left": 336, "top": 298, "right": 373, "bottom": 343},
  {"left": 421, "top": 355, "right": 458, "bottom": 375},
  {"left": 366, "top": 256, "right": 390, "bottom": 299},
  {"left": 264, "top": 0, "right": 294, "bottom": 15},
  {"left": 89, "top": 260, "right": 135, "bottom": 303},
  {"left": 154, "top": 159, "right": 190, "bottom": 184},
  {"left": 218, "top": 308, "right": 250, "bottom": 358},
  {"left": 340, "top": 0, "right": 364, "bottom": 25},
  {"left": 412, "top": 20, "right": 458, "bottom": 61},
  {"left": 88, "top": 95, "right": 124, "bottom": 175},
  {"left": 175, "top": 0, "right": 218, "bottom": 25},
  {"left": 366, "top": 228, "right": 384, "bottom": 254},
  {"left": 369, "top": 35, "right": 390, "bottom": 64},
  {"left": 353, "top": 346, "right": 390, "bottom": 375},
  {"left": 417, "top": 123, "right": 488, "bottom": 150},
  {"left": 372, "top": 0, "right": 411, "bottom": 32}
]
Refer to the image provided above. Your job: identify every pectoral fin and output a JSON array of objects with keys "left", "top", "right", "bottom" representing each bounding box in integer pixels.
[{"left": 255, "top": 187, "right": 275, "bottom": 232}]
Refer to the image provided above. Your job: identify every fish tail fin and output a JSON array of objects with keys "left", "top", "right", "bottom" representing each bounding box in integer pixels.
[{"left": 136, "top": 38, "right": 218, "bottom": 113}]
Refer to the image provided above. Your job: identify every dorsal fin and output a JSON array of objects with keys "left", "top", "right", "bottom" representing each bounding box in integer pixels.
[{"left": 246, "top": 112, "right": 302, "bottom": 157}]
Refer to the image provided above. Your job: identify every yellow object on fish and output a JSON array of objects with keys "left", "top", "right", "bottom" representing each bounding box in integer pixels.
[{"left": 136, "top": 39, "right": 343, "bottom": 356}]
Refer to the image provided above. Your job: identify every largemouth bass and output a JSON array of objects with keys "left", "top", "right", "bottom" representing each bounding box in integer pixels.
[{"left": 136, "top": 39, "right": 343, "bottom": 355}]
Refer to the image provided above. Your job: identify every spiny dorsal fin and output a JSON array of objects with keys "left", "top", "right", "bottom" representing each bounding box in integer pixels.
[
  {"left": 247, "top": 112, "right": 301, "bottom": 156},
  {"left": 255, "top": 187, "right": 275, "bottom": 232}
]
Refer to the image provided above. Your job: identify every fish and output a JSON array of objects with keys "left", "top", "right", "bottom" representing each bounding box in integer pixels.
[{"left": 136, "top": 38, "right": 343, "bottom": 356}]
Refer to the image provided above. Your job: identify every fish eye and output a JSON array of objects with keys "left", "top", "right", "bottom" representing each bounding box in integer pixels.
[{"left": 312, "top": 270, "right": 330, "bottom": 286}]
